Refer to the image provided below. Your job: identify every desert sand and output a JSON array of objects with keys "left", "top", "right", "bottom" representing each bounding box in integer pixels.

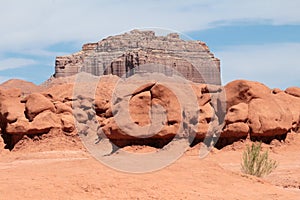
[
  {"left": 0, "top": 31, "right": 299, "bottom": 199},
  {"left": 0, "top": 133, "right": 299, "bottom": 200}
]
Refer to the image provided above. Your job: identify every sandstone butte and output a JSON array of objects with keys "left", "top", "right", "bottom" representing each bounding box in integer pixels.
[{"left": 0, "top": 30, "right": 299, "bottom": 152}]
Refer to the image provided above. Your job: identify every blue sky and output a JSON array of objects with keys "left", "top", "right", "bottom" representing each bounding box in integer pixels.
[{"left": 0, "top": 0, "right": 300, "bottom": 89}]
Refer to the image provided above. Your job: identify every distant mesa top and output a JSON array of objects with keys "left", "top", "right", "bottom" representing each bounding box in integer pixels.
[{"left": 54, "top": 29, "right": 221, "bottom": 84}]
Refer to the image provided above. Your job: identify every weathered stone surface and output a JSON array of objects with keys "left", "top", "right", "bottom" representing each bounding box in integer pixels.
[
  {"left": 129, "top": 91, "right": 151, "bottom": 126},
  {"left": 248, "top": 98, "right": 293, "bottom": 137},
  {"left": 222, "top": 80, "right": 300, "bottom": 139},
  {"left": 6, "top": 111, "right": 61, "bottom": 135},
  {"left": 55, "top": 102, "right": 72, "bottom": 114},
  {"left": 73, "top": 107, "right": 88, "bottom": 123},
  {"left": 285, "top": 87, "right": 300, "bottom": 98},
  {"left": 97, "top": 76, "right": 221, "bottom": 142},
  {"left": 54, "top": 30, "right": 221, "bottom": 84},
  {"left": 222, "top": 122, "right": 249, "bottom": 138},
  {"left": 0, "top": 88, "right": 26, "bottom": 136},
  {"left": 1, "top": 74, "right": 299, "bottom": 150},
  {"left": 225, "top": 103, "right": 248, "bottom": 124},
  {"left": 29, "top": 110, "right": 61, "bottom": 134},
  {"left": 25, "top": 93, "right": 56, "bottom": 121},
  {"left": 273, "top": 92, "right": 300, "bottom": 133},
  {"left": 225, "top": 80, "right": 271, "bottom": 110},
  {"left": 60, "top": 113, "right": 75, "bottom": 133},
  {"left": 0, "top": 98, "right": 25, "bottom": 123},
  {"left": 197, "top": 103, "right": 215, "bottom": 137},
  {"left": 150, "top": 83, "right": 181, "bottom": 129},
  {"left": 272, "top": 88, "right": 283, "bottom": 94},
  {"left": 80, "top": 99, "right": 92, "bottom": 110},
  {"left": 43, "top": 83, "right": 74, "bottom": 102},
  {"left": 6, "top": 119, "right": 30, "bottom": 134}
]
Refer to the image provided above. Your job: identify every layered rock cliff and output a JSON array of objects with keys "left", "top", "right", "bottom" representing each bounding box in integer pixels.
[{"left": 54, "top": 30, "right": 221, "bottom": 84}]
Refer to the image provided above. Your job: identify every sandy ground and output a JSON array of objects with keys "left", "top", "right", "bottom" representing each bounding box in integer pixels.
[{"left": 0, "top": 134, "right": 300, "bottom": 200}]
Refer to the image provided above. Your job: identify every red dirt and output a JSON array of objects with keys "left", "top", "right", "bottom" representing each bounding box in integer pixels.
[{"left": 0, "top": 133, "right": 300, "bottom": 199}]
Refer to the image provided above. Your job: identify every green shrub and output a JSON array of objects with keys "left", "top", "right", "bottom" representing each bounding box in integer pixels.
[{"left": 241, "top": 142, "right": 278, "bottom": 177}]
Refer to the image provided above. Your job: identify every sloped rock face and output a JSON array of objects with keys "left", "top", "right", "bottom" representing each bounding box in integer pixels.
[{"left": 54, "top": 30, "right": 221, "bottom": 84}]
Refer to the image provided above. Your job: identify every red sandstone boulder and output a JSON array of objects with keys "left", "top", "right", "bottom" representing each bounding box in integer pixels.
[
  {"left": 273, "top": 92, "right": 300, "bottom": 133},
  {"left": 129, "top": 91, "right": 151, "bottom": 126},
  {"left": 191, "top": 84, "right": 212, "bottom": 106},
  {"left": 25, "top": 93, "right": 56, "bottom": 121},
  {"left": 1, "top": 76, "right": 299, "bottom": 150},
  {"left": 150, "top": 83, "right": 181, "bottom": 134},
  {"left": 0, "top": 98, "right": 25, "bottom": 123},
  {"left": 225, "top": 103, "right": 248, "bottom": 124},
  {"left": 100, "top": 80, "right": 196, "bottom": 140},
  {"left": 225, "top": 80, "right": 271, "bottom": 110},
  {"left": 30, "top": 110, "right": 61, "bottom": 133},
  {"left": 55, "top": 102, "right": 72, "bottom": 114},
  {"left": 43, "top": 83, "right": 74, "bottom": 102},
  {"left": 272, "top": 88, "right": 283, "bottom": 94},
  {"left": 197, "top": 103, "right": 214, "bottom": 137},
  {"left": 221, "top": 102, "right": 249, "bottom": 138},
  {"left": 0, "top": 88, "right": 26, "bottom": 124},
  {"left": 6, "top": 111, "right": 61, "bottom": 135},
  {"left": 223, "top": 80, "right": 299, "bottom": 138},
  {"left": 6, "top": 119, "right": 30, "bottom": 134},
  {"left": 221, "top": 122, "right": 249, "bottom": 138},
  {"left": 285, "top": 87, "right": 300, "bottom": 98},
  {"left": 60, "top": 113, "right": 75, "bottom": 133},
  {"left": 101, "top": 118, "right": 127, "bottom": 139},
  {"left": 73, "top": 107, "right": 89, "bottom": 123},
  {"left": 248, "top": 98, "right": 293, "bottom": 137}
]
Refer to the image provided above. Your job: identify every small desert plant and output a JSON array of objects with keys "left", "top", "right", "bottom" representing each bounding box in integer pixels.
[{"left": 241, "top": 142, "right": 278, "bottom": 177}]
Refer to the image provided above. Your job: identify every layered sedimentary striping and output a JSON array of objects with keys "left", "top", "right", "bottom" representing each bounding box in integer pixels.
[{"left": 54, "top": 30, "right": 221, "bottom": 84}]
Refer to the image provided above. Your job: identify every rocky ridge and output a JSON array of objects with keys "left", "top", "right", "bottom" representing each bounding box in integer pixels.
[{"left": 0, "top": 76, "right": 299, "bottom": 151}]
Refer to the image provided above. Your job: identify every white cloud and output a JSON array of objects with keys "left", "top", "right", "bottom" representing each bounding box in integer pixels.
[
  {"left": 0, "top": 58, "right": 37, "bottom": 71},
  {"left": 216, "top": 43, "right": 300, "bottom": 89},
  {"left": 23, "top": 49, "right": 70, "bottom": 57},
  {"left": 0, "top": 0, "right": 300, "bottom": 53},
  {"left": 0, "top": 1, "right": 300, "bottom": 86}
]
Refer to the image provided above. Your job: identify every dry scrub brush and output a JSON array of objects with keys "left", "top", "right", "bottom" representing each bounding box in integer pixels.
[{"left": 241, "top": 142, "right": 278, "bottom": 177}]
